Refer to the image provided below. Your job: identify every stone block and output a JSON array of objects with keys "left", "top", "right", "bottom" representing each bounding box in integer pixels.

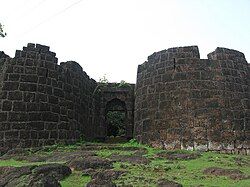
[
  {"left": 48, "top": 95, "right": 58, "bottom": 104},
  {"left": 0, "top": 112, "right": 7, "bottom": 121},
  {"left": 2, "top": 100, "right": 12, "bottom": 111},
  {"left": 42, "top": 112, "right": 59, "bottom": 122},
  {"left": 19, "top": 83, "right": 37, "bottom": 92},
  {"left": 23, "top": 92, "right": 36, "bottom": 102},
  {"left": 54, "top": 88, "right": 64, "bottom": 98},
  {"left": 37, "top": 67, "right": 47, "bottom": 76},
  {"left": 19, "top": 131, "right": 30, "bottom": 139},
  {"left": 28, "top": 112, "right": 42, "bottom": 121},
  {"left": 2, "top": 82, "right": 19, "bottom": 91},
  {"left": 39, "top": 103, "right": 50, "bottom": 111},
  {"left": 25, "top": 67, "right": 37, "bottom": 74},
  {"left": 38, "top": 76, "right": 47, "bottom": 84},
  {"left": 13, "top": 101, "right": 26, "bottom": 111},
  {"left": 8, "top": 74, "right": 20, "bottom": 81},
  {"left": 9, "top": 112, "right": 27, "bottom": 122},
  {"left": 27, "top": 103, "right": 39, "bottom": 111},
  {"left": 13, "top": 66, "right": 24, "bottom": 73},
  {"left": 20, "top": 74, "right": 38, "bottom": 83},
  {"left": 11, "top": 123, "right": 26, "bottom": 130},
  {"left": 8, "top": 91, "right": 22, "bottom": 101},
  {"left": 4, "top": 131, "right": 19, "bottom": 140},
  {"left": 27, "top": 122, "right": 44, "bottom": 131}
]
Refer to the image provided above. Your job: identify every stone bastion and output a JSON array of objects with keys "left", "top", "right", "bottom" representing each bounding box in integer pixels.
[{"left": 134, "top": 46, "right": 249, "bottom": 155}]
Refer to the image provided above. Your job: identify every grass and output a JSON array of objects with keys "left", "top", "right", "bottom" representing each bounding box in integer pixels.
[
  {"left": 0, "top": 139, "right": 250, "bottom": 187},
  {"left": 96, "top": 149, "right": 134, "bottom": 158},
  {"left": 0, "top": 159, "right": 30, "bottom": 167},
  {"left": 60, "top": 171, "right": 91, "bottom": 187},
  {"left": 112, "top": 150, "right": 250, "bottom": 187},
  {"left": 0, "top": 159, "right": 62, "bottom": 167}
]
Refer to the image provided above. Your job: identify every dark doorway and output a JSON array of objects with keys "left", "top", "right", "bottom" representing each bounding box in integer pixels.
[{"left": 105, "top": 99, "right": 127, "bottom": 137}]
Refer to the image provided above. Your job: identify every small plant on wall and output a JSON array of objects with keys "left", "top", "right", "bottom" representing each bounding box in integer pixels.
[
  {"left": 117, "top": 80, "right": 131, "bottom": 88},
  {"left": 0, "top": 23, "right": 7, "bottom": 38}
]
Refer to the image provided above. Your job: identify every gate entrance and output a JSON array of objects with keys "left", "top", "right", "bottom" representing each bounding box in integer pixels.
[{"left": 105, "top": 98, "right": 127, "bottom": 137}]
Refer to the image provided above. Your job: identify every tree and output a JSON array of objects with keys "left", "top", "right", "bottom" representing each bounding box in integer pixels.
[{"left": 0, "top": 23, "right": 7, "bottom": 38}]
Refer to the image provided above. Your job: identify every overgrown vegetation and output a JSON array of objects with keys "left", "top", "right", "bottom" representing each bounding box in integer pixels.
[
  {"left": 106, "top": 111, "right": 126, "bottom": 137},
  {"left": 117, "top": 80, "right": 131, "bottom": 88},
  {"left": 0, "top": 23, "right": 7, "bottom": 38},
  {"left": 60, "top": 171, "right": 91, "bottom": 187},
  {"left": 0, "top": 139, "right": 249, "bottom": 187}
]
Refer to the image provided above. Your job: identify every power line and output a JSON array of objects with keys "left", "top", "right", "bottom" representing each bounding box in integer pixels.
[
  {"left": 19, "top": 0, "right": 49, "bottom": 19},
  {"left": 19, "top": 0, "right": 84, "bottom": 37},
  {"left": 8, "top": 0, "right": 47, "bottom": 22}
]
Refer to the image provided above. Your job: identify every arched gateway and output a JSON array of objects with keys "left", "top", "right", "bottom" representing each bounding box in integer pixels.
[{"left": 97, "top": 83, "right": 134, "bottom": 141}]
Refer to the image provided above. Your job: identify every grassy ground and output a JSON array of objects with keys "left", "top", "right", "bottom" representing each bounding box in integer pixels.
[
  {"left": 0, "top": 140, "right": 249, "bottom": 187},
  {"left": 60, "top": 171, "right": 91, "bottom": 187}
]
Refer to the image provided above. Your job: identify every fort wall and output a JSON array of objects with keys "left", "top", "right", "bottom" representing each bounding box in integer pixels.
[
  {"left": 134, "top": 46, "right": 249, "bottom": 154},
  {"left": 0, "top": 43, "right": 100, "bottom": 152},
  {"left": 0, "top": 43, "right": 249, "bottom": 155}
]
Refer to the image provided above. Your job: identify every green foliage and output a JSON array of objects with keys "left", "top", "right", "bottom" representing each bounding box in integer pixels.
[
  {"left": 96, "top": 149, "right": 133, "bottom": 158},
  {"left": 0, "top": 159, "right": 61, "bottom": 167},
  {"left": 99, "top": 75, "right": 109, "bottom": 85},
  {"left": 0, "top": 23, "right": 7, "bottom": 38},
  {"left": 123, "top": 139, "right": 141, "bottom": 147},
  {"left": 118, "top": 80, "right": 131, "bottom": 88},
  {"left": 106, "top": 111, "right": 126, "bottom": 136},
  {"left": 121, "top": 139, "right": 164, "bottom": 157},
  {"left": 0, "top": 159, "right": 29, "bottom": 167},
  {"left": 113, "top": 149, "right": 250, "bottom": 187},
  {"left": 60, "top": 171, "right": 91, "bottom": 187}
]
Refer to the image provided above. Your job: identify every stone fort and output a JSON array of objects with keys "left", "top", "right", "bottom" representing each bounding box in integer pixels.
[{"left": 0, "top": 43, "right": 249, "bottom": 155}]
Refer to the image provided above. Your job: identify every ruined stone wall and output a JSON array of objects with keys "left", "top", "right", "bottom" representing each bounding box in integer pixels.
[
  {"left": 134, "top": 46, "right": 249, "bottom": 154},
  {"left": 0, "top": 44, "right": 99, "bottom": 152}
]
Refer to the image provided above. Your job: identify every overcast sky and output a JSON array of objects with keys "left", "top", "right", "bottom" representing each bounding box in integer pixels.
[{"left": 0, "top": 0, "right": 249, "bottom": 83}]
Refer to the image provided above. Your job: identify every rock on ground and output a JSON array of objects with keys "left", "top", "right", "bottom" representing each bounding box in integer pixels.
[
  {"left": 157, "top": 179, "right": 183, "bottom": 187},
  {"left": 0, "top": 163, "right": 71, "bottom": 187},
  {"left": 203, "top": 167, "right": 249, "bottom": 180},
  {"left": 68, "top": 156, "right": 113, "bottom": 171}
]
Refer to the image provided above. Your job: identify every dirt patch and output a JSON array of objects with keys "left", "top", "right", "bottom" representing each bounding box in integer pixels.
[
  {"left": 86, "top": 169, "right": 125, "bottom": 187},
  {"left": 133, "top": 149, "right": 148, "bottom": 156},
  {"left": 14, "top": 154, "right": 49, "bottom": 162},
  {"left": 203, "top": 167, "right": 250, "bottom": 180},
  {"left": 92, "top": 169, "right": 126, "bottom": 180},
  {"left": 110, "top": 154, "right": 150, "bottom": 164},
  {"left": 46, "top": 151, "right": 96, "bottom": 162},
  {"left": 157, "top": 179, "right": 183, "bottom": 187},
  {"left": 234, "top": 157, "right": 250, "bottom": 167},
  {"left": 81, "top": 144, "right": 147, "bottom": 152},
  {"left": 156, "top": 151, "right": 200, "bottom": 160},
  {"left": 2, "top": 150, "right": 97, "bottom": 163},
  {"left": 67, "top": 156, "right": 113, "bottom": 171}
]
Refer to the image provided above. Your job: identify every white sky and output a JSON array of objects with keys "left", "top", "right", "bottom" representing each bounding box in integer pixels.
[{"left": 0, "top": 0, "right": 249, "bottom": 83}]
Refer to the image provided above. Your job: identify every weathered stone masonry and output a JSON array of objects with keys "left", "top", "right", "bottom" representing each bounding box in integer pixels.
[
  {"left": 134, "top": 46, "right": 250, "bottom": 154},
  {"left": 0, "top": 43, "right": 100, "bottom": 151},
  {"left": 0, "top": 43, "right": 249, "bottom": 155}
]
